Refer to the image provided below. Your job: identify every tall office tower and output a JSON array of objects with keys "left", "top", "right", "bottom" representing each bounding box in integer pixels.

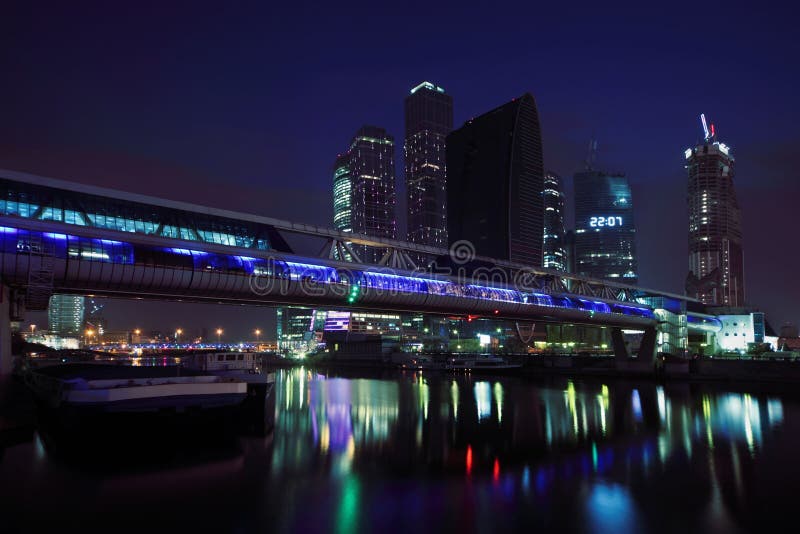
[
  {"left": 405, "top": 81, "right": 453, "bottom": 263},
  {"left": 446, "top": 93, "right": 544, "bottom": 266},
  {"left": 685, "top": 115, "right": 744, "bottom": 306},
  {"left": 48, "top": 294, "right": 85, "bottom": 337},
  {"left": 573, "top": 168, "right": 638, "bottom": 283},
  {"left": 542, "top": 171, "right": 567, "bottom": 271},
  {"left": 332, "top": 125, "right": 397, "bottom": 264}
]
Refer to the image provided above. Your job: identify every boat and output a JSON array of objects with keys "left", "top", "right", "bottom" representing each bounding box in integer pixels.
[
  {"left": 180, "top": 352, "right": 276, "bottom": 435},
  {"left": 25, "top": 363, "right": 248, "bottom": 413},
  {"left": 445, "top": 355, "right": 522, "bottom": 372},
  {"left": 24, "top": 363, "right": 250, "bottom": 452},
  {"left": 390, "top": 353, "right": 445, "bottom": 371}
]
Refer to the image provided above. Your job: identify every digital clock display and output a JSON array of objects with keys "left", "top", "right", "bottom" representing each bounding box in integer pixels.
[{"left": 589, "top": 216, "right": 623, "bottom": 228}]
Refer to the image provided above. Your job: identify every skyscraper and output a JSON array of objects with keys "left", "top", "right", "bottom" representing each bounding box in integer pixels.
[
  {"left": 276, "top": 307, "right": 315, "bottom": 354},
  {"left": 542, "top": 171, "right": 566, "bottom": 271},
  {"left": 332, "top": 125, "right": 397, "bottom": 264},
  {"left": 48, "top": 294, "right": 85, "bottom": 337},
  {"left": 405, "top": 81, "right": 453, "bottom": 260},
  {"left": 685, "top": 115, "right": 744, "bottom": 306},
  {"left": 573, "top": 169, "right": 638, "bottom": 282},
  {"left": 446, "top": 93, "right": 544, "bottom": 266}
]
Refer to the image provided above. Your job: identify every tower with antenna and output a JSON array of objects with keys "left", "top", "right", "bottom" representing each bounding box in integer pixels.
[
  {"left": 585, "top": 138, "right": 598, "bottom": 170},
  {"left": 700, "top": 113, "right": 717, "bottom": 142},
  {"left": 684, "top": 113, "right": 744, "bottom": 306}
]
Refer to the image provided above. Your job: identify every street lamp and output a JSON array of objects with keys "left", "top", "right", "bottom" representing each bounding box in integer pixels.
[
  {"left": 30, "top": 324, "right": 36, "bottom": 335},
  {"left": 85, "top": 328, "right": 95, "bottom": 346},
  {"left": 255, "top": 329, "right": 261, "bottom": 343},
  {"left": 216, "top": 328, "right": 223, "bottom": 345},
  {"left": 175, "top": 328, "right": 183, "bottom": 345}
]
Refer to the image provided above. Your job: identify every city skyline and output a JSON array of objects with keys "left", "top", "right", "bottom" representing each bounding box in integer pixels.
[{"left": 1, "top": 3, "right": 797, "bottom": 336}]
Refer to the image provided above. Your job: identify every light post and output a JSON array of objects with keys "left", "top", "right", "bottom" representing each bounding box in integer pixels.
[
  {"left": 175, "top": 328, "right": 183, "bottom": 345},
  {"left": 85, "top": 328, "right": 95, "bottom": 347},
  {"left": 255, "top": 328, "right": 261, "bottom": 345},
  {"left": 216, "top": 328, "right": 223, "bottom": 345},
  {"left": 29, "top": 324, "right": 36, "bottom": 336}
]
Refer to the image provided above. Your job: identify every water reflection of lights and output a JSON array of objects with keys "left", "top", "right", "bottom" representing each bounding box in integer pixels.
[
  {"left": 451, "top": 380, "right": 459, "bottom": 422},
  {"left": 271, "top": 366, "right": 788, "bottom": 507},
  {"left": 586, "top": 483, "right": 639, "bottom": 532},
  {"left": 494, "top": 382, "right": 504, "bottom": 424},
  {"left": 474, "top": 382, "right": 492, "bottom": 421},
  {"left": 336, "top": 475, "right": 360, "bottom": 534},
  {"left": 631, "top": 389, "right": 642, "bottom": 422}
]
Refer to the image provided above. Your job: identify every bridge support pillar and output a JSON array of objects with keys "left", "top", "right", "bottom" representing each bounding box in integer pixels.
[
  {"left": 0, "top": 284, "right": 12, "bottom": 375},
  {"left": 611, "top": 327, "right": 628, "bottom": 360},
  {"left": 637, "top": 327, "right": 658, "bottom": 364}
]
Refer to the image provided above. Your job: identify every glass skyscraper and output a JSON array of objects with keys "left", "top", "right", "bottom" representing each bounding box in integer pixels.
[
  {"left": 573, "top": 170, "right": 638, "bottom": 282},
  {"left": 685, "top": 121, "right": 744, "bottom": 306},
  {"left": 542, "top": 171, "right": 566, "bottom": 271},
  {"left": 405, "top": 81, "right": 453, "bottom": 261},
  {"left": 277, "top": 307, "right": 316, "bottom": 354},
  {"left": 446, "top": 93, "right": 544, "bottom": 266},
  {"left": 48, "top": 294, "right": 85, "bottom": 337},
  {"left": 332, "top": 125, "right": 397, "bottom": 264}
]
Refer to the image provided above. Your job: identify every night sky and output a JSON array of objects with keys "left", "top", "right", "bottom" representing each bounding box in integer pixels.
[{"left": 2, "top": 1, "right": 798, "bottom": 340}]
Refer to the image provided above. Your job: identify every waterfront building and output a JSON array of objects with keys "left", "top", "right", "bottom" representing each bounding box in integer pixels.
[
  {"left": 276, "top": 307, "right": 315, "bottom": 354},
  {"left": 332, "top": 125, "right": 397, "bottom": 264},
  {"left": 47, "top": 294, "right": 85, "bottom": 338},
  {"left": 573, "top": 169, "right": 638, "bottom": 283},
  {"left": 542, "top": 171, "right": 567, "bottom": 271},
  {"left": 685, "top": 116, "right": 745, "bottom": 306},
  {"left": 323, "top": 310, "right": 401, "bottom": 339},
  {"left": 446, "top": 93, "right": 545, "bottom": 266},
  {"left": 405, "top": 81, "right": 453, "bottom": 264}
]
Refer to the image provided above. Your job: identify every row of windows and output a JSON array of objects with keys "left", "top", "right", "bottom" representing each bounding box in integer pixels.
[{"left": 0, "top": 179, "right": 276, "bottom": 251}]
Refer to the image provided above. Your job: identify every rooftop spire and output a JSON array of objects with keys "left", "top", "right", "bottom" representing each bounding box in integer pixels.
[{"left": 585, "top": 138, "right": 598, "bottom": 170}]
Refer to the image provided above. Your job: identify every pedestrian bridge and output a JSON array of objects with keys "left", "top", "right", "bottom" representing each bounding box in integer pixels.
[{"left": 0, "top": 169, "right": 710, "bottom": 373}]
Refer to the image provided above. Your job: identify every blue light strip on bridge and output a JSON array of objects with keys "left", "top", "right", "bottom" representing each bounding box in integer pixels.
[{"left": 0, "top": 225, "right": 656, "bottom": 321}]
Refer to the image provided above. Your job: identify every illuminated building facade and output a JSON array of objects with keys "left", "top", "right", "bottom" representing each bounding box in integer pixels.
[
  {"left": 685, "top": 116, "right": 744, "bottom": 306},
  {"left": 276, "top": 307, "right": 315, "bottom": 353},
  {"left": 542, "top": 171, "right": 566, "bottom": 271},
  {"left": 573, "top": 170, "right": 638, "bottom": 282},
  {"left": 47, "top": 294, "right": 85, "bottom": 337},
  {"left": 446, "top": 93, "right": 545, "bottom": 266},
  {"left": 332, "top": 126, "right": 397, "bottom": 264},
  {"left": 405, "top": 81, "right": 453, "bottom": 262},
  {"left": 324, "top": 310, "right": 401, "bottom": 339}
]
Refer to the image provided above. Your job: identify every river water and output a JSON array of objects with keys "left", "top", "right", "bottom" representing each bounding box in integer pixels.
[{"left": 1, "top": 367, "right": 798, "bottom": 533}]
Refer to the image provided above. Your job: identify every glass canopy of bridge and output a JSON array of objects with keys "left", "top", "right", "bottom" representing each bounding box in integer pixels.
[{"left": 0, "top": 177, "right": 289, "bottom": 251}]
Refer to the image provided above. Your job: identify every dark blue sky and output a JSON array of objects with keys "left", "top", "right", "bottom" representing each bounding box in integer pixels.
[{"left": 2, "top": 1, "right": 798, "bottom": 339}]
